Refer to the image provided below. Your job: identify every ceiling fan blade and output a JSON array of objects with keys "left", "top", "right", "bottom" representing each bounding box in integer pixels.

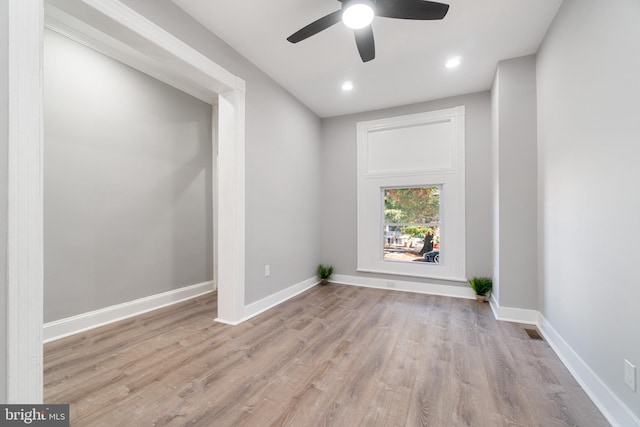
[
  {"left": 354, "top": 26, "right": 375, "bottom": 62},
  {"left": 376, "top": 0, "right": 449, "bottom": 20},
  {"left": 287, "top": 10, "right": 343, "bottom": 43}
]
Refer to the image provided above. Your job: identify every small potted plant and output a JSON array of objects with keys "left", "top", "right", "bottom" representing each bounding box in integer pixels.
[
  {"left": 469, "top": 277, "right": 492, "bottom": 302},
  {"left": 317, "top": 264, "right": 334, "bottom": 285}
]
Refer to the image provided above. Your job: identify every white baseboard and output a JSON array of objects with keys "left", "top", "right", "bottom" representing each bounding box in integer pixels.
[
  {"left": 238, "top": 276, "right": 319, "bottom": 323},
  {"left": 332, "top": 274, "right": 476, "bottom": 300},
  {"left": 488, "top": 294, "right": 539, "bottom": 325},
  {"left": 213, "top": 317, "right": 243, "bottom": 326},
  {"left": 538, "top": 315, "right": 640, "bottom": 427},
  {"left": 43, "top": 281, "right": 214, "bottom": 343}
]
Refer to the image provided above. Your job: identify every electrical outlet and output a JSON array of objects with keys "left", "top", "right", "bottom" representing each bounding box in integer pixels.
[
  {"left": 264, "top": 265, "right": 270, "bottom": 277},
  {"left": 624, "top": 359, "right": 636, "bottom": 392}
]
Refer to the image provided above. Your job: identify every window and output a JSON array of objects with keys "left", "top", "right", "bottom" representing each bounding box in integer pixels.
[
  {"left": 383, "top": 186, "right": 441, "bottom": 263},
  {"left": 357, "top": 106, "right": 465, "bottom": 281}
]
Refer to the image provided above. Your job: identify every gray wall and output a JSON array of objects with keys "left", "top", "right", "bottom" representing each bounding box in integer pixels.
[
  {"left": 120, "top": 0, "right": 322, "bottom": 305},
  {"left": 0, "top": 0, "right": 8, "bottom": 404},
  {"left": 492, "top": 55, "right": 538, "bottom": 310},
  {"left": 537, "top": 0, "right": 640, "bottom": 417},
  {"left": 320, "top": 91, "right": 493, "bottom": 286},
  {"left": 44, "top": 29, "right": 213, "bottom": 321}
]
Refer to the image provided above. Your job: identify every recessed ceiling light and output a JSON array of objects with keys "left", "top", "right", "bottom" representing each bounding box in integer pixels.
[
  {"left": 446, "top": 56, "right": 462, "bottom": 69},
  {"left": 341, "top": 81, "right": 354, "bottom": 91},
  {"left": 342, "top": 1, "right": 375, "bottom": 30}
]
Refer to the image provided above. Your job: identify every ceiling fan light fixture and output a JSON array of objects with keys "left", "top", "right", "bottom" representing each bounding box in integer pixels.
[
  {"left": 342, "top": 1, "right": 375, "bottom": 30},
  {"left": 286, "top": 0, "right": 449, "bottom": 63}
]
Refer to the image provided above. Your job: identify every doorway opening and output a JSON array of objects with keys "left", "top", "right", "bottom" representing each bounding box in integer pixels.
[
  {"left": 43, "top": 26, "right": 218, "bottom": 332},
  {"left": 7, "top": 0, "right": 246, "bottom": 403}
]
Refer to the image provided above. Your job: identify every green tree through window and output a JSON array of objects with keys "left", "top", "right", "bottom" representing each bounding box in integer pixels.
[{"left": 384, "top": 187, "right": 441, "bottom": 262}]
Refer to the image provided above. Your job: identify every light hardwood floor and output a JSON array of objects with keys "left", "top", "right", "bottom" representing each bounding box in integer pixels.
[{"left": 44, "top": 284, "right": 609, "bottom": 426}]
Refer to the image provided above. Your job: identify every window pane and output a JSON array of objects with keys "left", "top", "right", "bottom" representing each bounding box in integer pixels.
[
  {"left": 383, "top": 186, "right": 441, "bottom": 263},
  {"left": 383, "top": 225, "right": 440, "bottom": 263},
  {"left": 384, "top": 187, "right": 440, "bottom": 224}
]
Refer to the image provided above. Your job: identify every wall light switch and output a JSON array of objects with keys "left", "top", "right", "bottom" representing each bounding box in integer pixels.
[
  {"left": 264, "top": 265, "right": 270, "bottom": 277},
  {"left": 624, "top": 359, "right": 636, "bottom": 392}
]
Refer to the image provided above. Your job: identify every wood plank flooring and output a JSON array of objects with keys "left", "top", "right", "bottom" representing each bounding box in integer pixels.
[{"left": 44, "top": 284, "right": 609, "bottom": 426}]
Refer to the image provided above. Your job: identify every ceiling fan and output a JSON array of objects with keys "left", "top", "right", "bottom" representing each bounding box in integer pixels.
[{"left": 286, "top": 0, "right": 450, "bottom": 63}]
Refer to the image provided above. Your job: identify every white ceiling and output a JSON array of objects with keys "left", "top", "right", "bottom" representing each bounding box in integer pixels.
[{"left": 172, "top": 0, "right": 563, "bottom": 118}]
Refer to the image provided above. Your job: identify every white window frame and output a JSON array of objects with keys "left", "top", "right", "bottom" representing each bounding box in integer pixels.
[{"left": 357, "top": 106, "right": 466, "bottom": 281}]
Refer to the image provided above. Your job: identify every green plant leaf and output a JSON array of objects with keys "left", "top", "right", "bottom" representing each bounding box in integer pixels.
[
  {"left": 317, "top": 264, "right": 334, "bottom": 280},
  {"left": 469, "top": 276, "right": 492, "bottom": 296}
]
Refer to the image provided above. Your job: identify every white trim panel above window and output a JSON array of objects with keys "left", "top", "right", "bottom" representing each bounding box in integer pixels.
[{"left": 357, "top": 106, "right": 466, "bottom": 281}]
